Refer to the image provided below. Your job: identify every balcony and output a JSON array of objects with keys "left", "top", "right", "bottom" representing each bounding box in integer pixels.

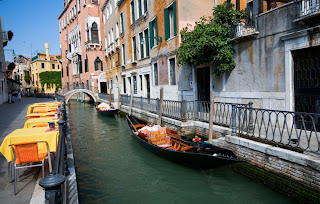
[
  {"left": 85, "top": 40, "right": 102, "bottom": 49},
  {"left": 66, "top": 51, "right": 72, "bottom": 60},
  {"left": 232, "top": 17, "right": 259, "bottom": 40},
  {"left": 295, "top": 0, "right": 320, "bottom": 21}
]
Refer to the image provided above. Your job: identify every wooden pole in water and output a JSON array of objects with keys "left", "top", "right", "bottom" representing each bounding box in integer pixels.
[
  {"left": 208, "top": 90, "right": 215, "bottom": 143},
  {"left": 129, "top": 83, "right": 133, "bottom": 116},
  {"left": 157, "top": 87, "right": 163, "bottom": 125},
  {"left": 109, "top": 88, "right": 112, "bottom": 107}
]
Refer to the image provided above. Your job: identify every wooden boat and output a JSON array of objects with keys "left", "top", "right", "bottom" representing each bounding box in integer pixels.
[
  {"left": 126, "top": 115, "right": 244, "bottom": 169},
  {"left": 96, "top": 106, "right": 119, "bottom": 117}
]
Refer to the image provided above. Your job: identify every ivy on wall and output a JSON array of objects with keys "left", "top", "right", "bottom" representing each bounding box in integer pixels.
[
  {"left": 177, "top": 2, "right": 245, "bottom": 76},
  {"left": 39, "top": 71, "right": 62, "bottom": 89}
]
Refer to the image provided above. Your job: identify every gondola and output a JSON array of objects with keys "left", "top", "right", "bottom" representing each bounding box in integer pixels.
[{"left": 126, "top": 115, "right": 244, "bottom": 169}]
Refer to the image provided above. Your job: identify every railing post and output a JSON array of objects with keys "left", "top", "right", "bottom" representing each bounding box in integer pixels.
[
  {"left": 231, "top": 104, "right": 237, "bottom": 136},
  {"left": 39, "top": 173, "right": 66, "bottom": 204},
  {"left": 248, "top": 101, "right": 253, "bottom": 133},
  {"left": 194, "top": 101, "right": 199, "bottom": 121}
]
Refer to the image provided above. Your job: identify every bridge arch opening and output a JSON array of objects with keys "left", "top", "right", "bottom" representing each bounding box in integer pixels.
[{"left": 65, "top": 90, "right": 97, "bottom": 104}]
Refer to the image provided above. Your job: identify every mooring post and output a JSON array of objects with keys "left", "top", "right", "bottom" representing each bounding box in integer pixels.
[
  {"left": 248, "top": 101, "right": 253, "bottom": 133},
  {"left": 157, "top": 87, "right": 163, "bottom": 125},
  {"left": 231, "top": 104, "right": 237, "bottom": 136},
  {"left": 129, "top": 84, "right": 133, "bottom": 116},
  {"left": 208, "top": 91, "right": 215, "bottom": 143}
]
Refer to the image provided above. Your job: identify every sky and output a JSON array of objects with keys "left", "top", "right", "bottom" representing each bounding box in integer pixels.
[{"left": 0, "top": 0, "right": 64, "bottom": 62}]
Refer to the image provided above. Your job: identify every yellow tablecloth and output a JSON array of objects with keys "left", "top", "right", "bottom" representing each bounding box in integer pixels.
[
  {"left": 32, "top": 107, "right": 57, "bottom": 113},
  {"left": 0, "top": 127, "right": 59, "bottom": 162},
  {"left": 24, "top": 117, "right": 59, "bottom": 128},
  {"left": 27, "top": 102, "right": 60, "bottom": 115},
  {"left": 27, "top": 112, "right": 56, "bottom": 119}
]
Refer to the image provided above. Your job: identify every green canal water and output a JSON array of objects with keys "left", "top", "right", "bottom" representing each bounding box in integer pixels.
[{"left": 68, "top": 101, "right": 295, "bottom": 204}]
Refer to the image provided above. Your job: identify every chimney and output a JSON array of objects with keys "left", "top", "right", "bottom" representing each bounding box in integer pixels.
[{"left": 45, "top": 43, "right": 50, "bottom": 60}]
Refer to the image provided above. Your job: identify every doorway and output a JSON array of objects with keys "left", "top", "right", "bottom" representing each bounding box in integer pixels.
[
  {"left": 196, "top": 67, "right": 210, "bottom": 101},
  {"left": 145, "top": 74, "right": 150, "bottom": 99},
  {"left": 100, "top": 82, "right": 107, "bottom": 93}
]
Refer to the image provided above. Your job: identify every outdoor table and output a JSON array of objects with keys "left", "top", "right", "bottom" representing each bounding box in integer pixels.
[
  {"left": 32, "top": 107, "right": 57, "bottom": 113},
  {"left": 0, "top": 127, "right": 59, "bottom": 163},
  {"left": 24, "top": 117, "right": 60, "bottom": 128},
  {"left": 26, "top": 112, "right": 56, "bottom": 119},
  {"left": 27, "top": 102, "right": 60, "bottom": 115}
]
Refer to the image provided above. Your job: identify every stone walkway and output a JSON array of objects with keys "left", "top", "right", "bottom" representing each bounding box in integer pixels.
[{"left": 0, "top": 97, "right": 55, "bottom": 204}]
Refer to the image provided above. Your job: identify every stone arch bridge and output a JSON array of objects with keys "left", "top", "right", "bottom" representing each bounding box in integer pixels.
[{"left": 62, "top": 89, "right": 99, "bottom": 104}]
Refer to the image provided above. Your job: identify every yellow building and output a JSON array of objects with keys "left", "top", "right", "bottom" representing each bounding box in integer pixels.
[{"left": 30, "top": 43, "right": 62, "bottom": 94}]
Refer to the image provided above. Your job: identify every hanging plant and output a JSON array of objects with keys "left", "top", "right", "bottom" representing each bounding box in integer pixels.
[
  {"left": 177, "top": 2, "right": 245, "bottom": 76},
  {"left": 39, "top": 71, "right": 62, "bottom": 89}
]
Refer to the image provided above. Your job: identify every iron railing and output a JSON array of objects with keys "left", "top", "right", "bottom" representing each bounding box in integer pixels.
[
  {"left": 233, "top": 105, "right": 320, "bottom": 153},
  {"left": 232, "top": 16, "right": 258, "bottom": 39},
  {"left": 39, "top": 103, "right": 69, "bottom": 204},
  {"left": 98, "top": 93, "right": 114, "bottom": 102},
  {"left": 119, "top": 95, "right": 319, "bottom": 153},
  {"left": 296, "top": 0, "right": 320, "bottom": 18}
]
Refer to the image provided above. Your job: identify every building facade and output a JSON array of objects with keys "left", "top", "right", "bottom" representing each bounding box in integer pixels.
[
  {"left": 58, "top": 0, "right": 106, "bottom": 93},
  {"left": 0, "top": 18, "right": 9, "bottom": 104},
  {"left": 12, "top": 55, "right": 32, "bottom": 94},
  {"left": 207, "top": 0, "right": 320, "bottom": 114},
  {"left": 30, "top": 43, "right": 62, "bottom": 94},
  {"left": 102, "top": 0, "right": 214, "bottom": 102}
]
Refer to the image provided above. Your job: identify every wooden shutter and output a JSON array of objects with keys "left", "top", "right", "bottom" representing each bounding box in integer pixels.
[
  {"left": 173, "top": 1, "right": 177, "bottom": 36},
  {"left": 149, "top": 21, "right": 154, "bottom": 48},
  {"left": 155, "top": 17, "right": 158, "bottom": 45},
  {"left": 164, "top": 8, "right": 170, "bottom": 40}
]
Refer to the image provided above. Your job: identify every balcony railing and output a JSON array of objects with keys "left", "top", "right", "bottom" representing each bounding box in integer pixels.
[
  {"left": 85, "top": 40, "right": 102, "bottom": 49},
  {"left": 296, "top": 0, "right": 320, "bottom": 20},
  {"left": 232, "top": 17, "right": 259, "bottom": 40}
]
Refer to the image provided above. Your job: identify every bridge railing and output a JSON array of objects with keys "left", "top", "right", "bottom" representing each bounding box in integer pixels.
[{"left": 60, "top": 84, "right": 99, "bottom": 95}]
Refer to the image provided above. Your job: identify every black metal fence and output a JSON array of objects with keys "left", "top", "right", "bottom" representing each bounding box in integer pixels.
[
  {"left": 119, "top": 95, "right": 320, "bottom": 153},
  {"left": 39, "top": 103, "right": 69, "bottom": 204}
]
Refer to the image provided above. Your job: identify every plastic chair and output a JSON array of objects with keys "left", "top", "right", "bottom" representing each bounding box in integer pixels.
[{"left": 10, "top": 141, "right": 52, "bottom": 195}]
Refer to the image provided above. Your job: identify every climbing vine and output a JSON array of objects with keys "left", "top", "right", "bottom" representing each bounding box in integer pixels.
[
  {"left": 177, "top": 2, "right": 245, "bottom": 76},
  {"left": 39, "top": 71, "right": 62, "bottom": 89},
  {"left": 24, "top": 71, "right": 31, "bottom": 84}
]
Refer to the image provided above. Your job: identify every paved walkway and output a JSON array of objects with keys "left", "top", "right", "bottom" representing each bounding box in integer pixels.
[{"left": 0, "top": 97, "right": 55, "bottom": 204}]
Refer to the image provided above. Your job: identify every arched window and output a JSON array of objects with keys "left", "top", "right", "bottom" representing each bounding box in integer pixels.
[
  {"left": 91, "top": 22, "right": 99, "bottom": 43},
  {"left": 94, "top": 57, "right": 103, "bottom": 71}
]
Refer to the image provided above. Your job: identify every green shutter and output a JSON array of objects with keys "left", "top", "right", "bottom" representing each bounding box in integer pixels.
[
  {"left": 144, "top": 0, "right": 148, "bottom": 12},
  {"left": 133, "top": 37, "right": 137, "bottom": 61},
  {"left": 155, "top": 17, "right": 158, "bottom": 45},
  {"left": 145, "top": 30, "right": 149, "bottom": 56},
  {"left": 121, "top": 13, "right": 124, "bottom": 32},
  {"left": 140, "top": 33, "right": 144, "bottom": 59},
  {"left": 138, "top": 0, "right": 142, "bottom": 17},
  {"left": 79, "top": 61, "right": 82, "bottom": 74},
  {"left": 149, "top": 21, "right": 154, "bottom": 48},
  {"left": 164, "top": 8, "right": 170, "bottom": 40},
  {"left": 85, "top": 59, "right": 88, "bottom": 72},
  {"left": 94, "top": 60, "right": 97, "bottom": 71},
  {"left": 131, "top": 1, "right": 135, "bottom": 23},
  {"left": 173, "top": 1, "right": 177, "bottom": 36}
]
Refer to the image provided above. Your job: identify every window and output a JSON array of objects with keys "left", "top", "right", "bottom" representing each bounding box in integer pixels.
[
  {"left": 169, "top": 57, "right": 176, "bottom": 85},
  {"left": 52, "top": 64, "right": 55, "bottom": 69},
  {"left": 116, "top": 22, "right": 119, "bottom": 39},
  {"left": 111, "top": 28, "right": 114, "bottom": 43},
  {"left": 140, "top": 75, "right": 143, "bottom": 91},
  {"left": 122, "top": 43, "right": 126, "bottom": 65},
  {"left": 103, "top": 14, "right": 106, "bottom": 25},
  {"left": 132, "top": 36, "right": 137, "bottom": 61},
  {"left": 78, "top": 0, "right": 81, "bottom": 11},
  {"left": 94, "top": 57, "right": 103, "bottom": 71},
  {"left": 133, "top": 75, "right": 137, "bottom": 94},
  {"left": 164, "top": 1, "right": 177, "bottom": 40},
  {"left": 128, "top": 77, "right": 132, "bottom": 93},
  {"left": 91, "top": 22, "right": 99, "bottom": 43},
  {"left": 62, "top": 66, "right": 64, "bottom": 77},
  {"left": 41, "top": 63, "right": 45, "bottom": 69},
  {"left": 144, "top": 0, "right": 148, "bottom": 13},
  {"left": 92, "top": 0, "right": 98, "bottom": 4},
  {"left": 79, "top": 57, "right": 83, "bottom": 73},
  {"left": 85, "top": 55, "right": 88, "bottom": 72},
  {"left": 139, "top": 28, "right": 149, "bottom": 59},
  {"left": 120, "top": 13, "right": 124, "bottom": 33},
  {"left": 130, "top": 0, "right": 135, "bottom": 24},
  {"left": 149, "top": 17, "right": 158, "bottom": 48},
  {"left": 58, "top": 64, "right": 60, "bottom": 69},
  {"left": 117, "top": 51, "right": 120, "bottom": 66},
  {"left": 66, "top": 64, "right": 69, "bottom": 76},
  {"left": 153, "top": 62, "right": 158, "bottom": 86},
  {"left": 138, "top": 0, "right": 142, "bottom": 17},
  {"left": 123, "top": 77, "right": 126, "bottom": 93}
]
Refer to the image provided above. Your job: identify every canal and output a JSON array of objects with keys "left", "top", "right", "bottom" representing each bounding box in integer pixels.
[{"left": 68, "top": 101, "right": 294, "bottom": 204}]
